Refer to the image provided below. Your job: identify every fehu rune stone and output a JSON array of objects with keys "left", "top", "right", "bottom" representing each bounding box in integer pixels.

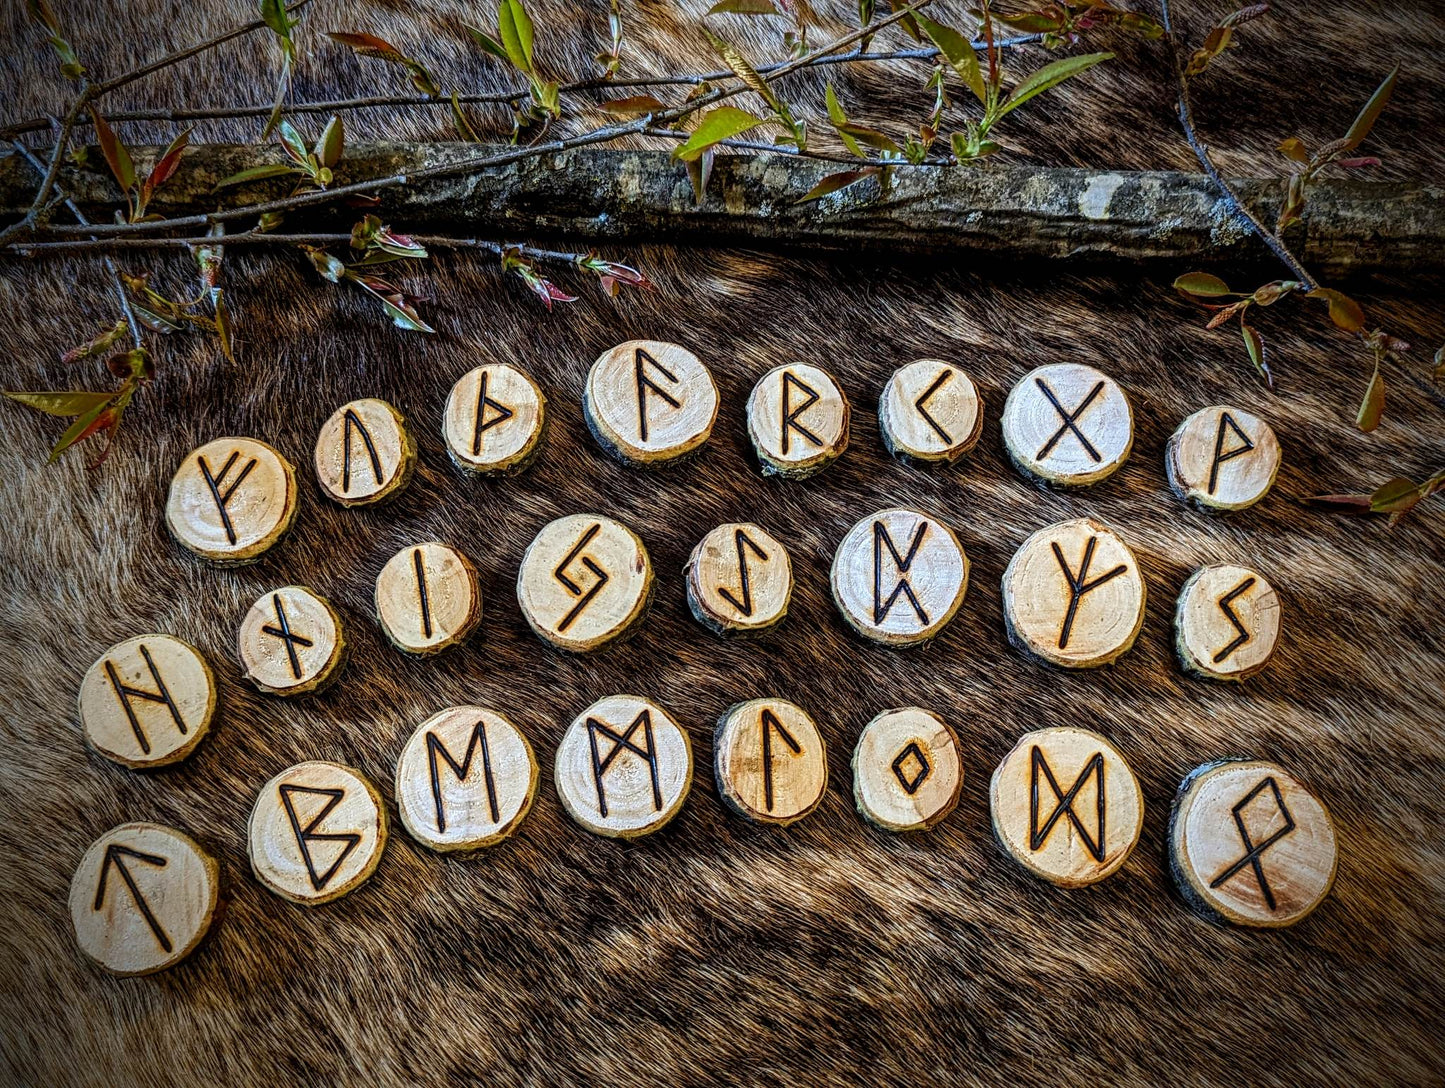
[
  {"left": 312, "top": 397, "right": 416, "bottom": 506},
  {"left": 878, "top": 360, "right": 983, "bottom": 464},
  {"left": 237, "top": 585, "right": 346, "bottom": 696},
  {"left": 516, "top": 513, "right": 653, "bottom": 653},
  {"left": 746, "top": 363, "right": 850, "bottom": 478},
  {"left": 78, "top": 634, "right": 216, "bottom": 768},
  {"left": 1174, "top": 564, "right": 1281, "bottom": 681},
  {"left": 714, "top": 698, "right": 828, "bottom": 826},
  {"left": 1166, "top": 404, "right": 1281, "bottom": 511},
  {"left": 375, "top": 541, "right": 482, "bottom": 655},
  {"left": 1001, "top": 363, "right": 1133, "bottom": 486},
  {"left": 852, "top": 707, "right": 964, "bottom": 832},
  {"left": 165, "top": 436, "right": 298, "bottom": 564},
  {"left": 584, "top": 340, "right": 718, "bottom": 465},
  {"left": 685, "top": 522, "right": 793, "bottom": 635},
  {"left": 442, "top": 363, "right": 548, "bottom": 475}
]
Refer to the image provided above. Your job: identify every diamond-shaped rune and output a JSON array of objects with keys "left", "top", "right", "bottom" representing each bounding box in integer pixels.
[{"left": 891, "top": 742, "right": 931, "bottom": 795}]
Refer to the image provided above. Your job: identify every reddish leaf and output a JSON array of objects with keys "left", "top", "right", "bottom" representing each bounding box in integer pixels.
[
  {"left": 797, "top": 166, "right": 881, "bottom": 203},
  {"left": 88, "top": 106, "right": 135, "bottom": 193},
  {"left": 1355, "top": 364, "right": 1385, "bottom": 432}
]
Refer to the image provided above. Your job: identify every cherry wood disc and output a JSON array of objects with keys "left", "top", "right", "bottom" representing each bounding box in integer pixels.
[
  {"left": 714, "top": 698, "right": 828, "bottom": 826},
  {"left": 395, "top": 706, "right": 538, "bottom": 851},
  {"left": 442, "top": 363, "right": 548, "bottom": 475},
  {"left": 312, "top": 397, "right": 416, "bottom": 506},
  {"left": 1166, "top": 405, "right": 1281, "bottom": 511},
  {"left": 247, "top": 760, "right": 387, "bottom": 905},
  {"left": 584, "top": 340, "right": 718, "bottom": 465},
  {"left": 1174, "top": 564, "right": 1282, "bottom": 681},
  {"left": 852, "top": 707, "right": 963, "bottom": 832},
  {"left": 990, "top": 726, "right": 1144, "bottom": 887},
  {"left": 878, "top": 360, "right": 983, "bottom": 463},
  {"left": 1170, "top": 760, "right": 1337, "bottom": 928},
  {"left": 1001, "top": 364, "right": 1133, "bottom": 486},
  {"left": 553, "top": 695, "right": 693, "bottom": 838},
  {"left": 165, "top": 436, "right": 298, "bottom": 564},
  {"left": 78, "top": 634, "right": 216, "bottom": 768},
  {"left": 375, "top": 541, "right": 482, "bottom": 655},
  {"left": 236, "top": 585, "right": 346, "bottom": 695},
  {"left": 685, "top": 522, "right": 793, "bottom": 635},
  {"left": 69, "top": 822, "right": 219, "bottom": 976},
  {"left": 745, "top": 363, "right": 850, "bottom": 478},
  {"left": 516, "top": 513, "right": 653, "bottom": 653},
  {"left": 1001, "top": 517, "right": 1146, "bottom": 668}
]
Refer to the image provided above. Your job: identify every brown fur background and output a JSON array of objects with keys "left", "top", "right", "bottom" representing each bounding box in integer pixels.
[{"left": 2, "top": 1, "right": 1444, "bottom": 1085}]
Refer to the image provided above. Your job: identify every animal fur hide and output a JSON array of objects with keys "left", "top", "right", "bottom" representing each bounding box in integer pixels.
[{"left": 1, "top": 1, "right": 1443, "bottom": 1086}]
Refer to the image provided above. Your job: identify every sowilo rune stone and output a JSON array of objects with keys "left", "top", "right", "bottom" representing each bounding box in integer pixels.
[
  {"left": 166, "top": 436, "right": 298, "bottom": 563},
  {"left": 237, "top": 585, "right": 346, "bottom": 695},
  {"left": 313, "top": 397, "right": 416, "bottom": 506},
  {"left": 395, "top": 706, "right": 538, "bottom": 851},
  {"left": 443, "top": 363, "right": 548, "bottom": 475},
  {"left": 584, "top": 340, "right": 718, "bottom": 465},
  {"left": 831, "top": 507, "right": 969, "bottom": 646},
  {"left": 1166, "top": 405, "right": 1280, "bottom": 511},
  {"left": 714, "top": 699, "right": 828, "bottom": 826},
  {"left": 878, "top": 360, "right": 983, "bottom": 463},
  {"left": 1174, "top": 564, "right": 1281, "bottom": 681},
  {"left": 1169, "top": 760, "right": 1337, "bottom": 928},
  {"left": 1001, "top": 364, "right": 1133, "bottom": 486},
  {"left": 554, "top": 695, "right": 693, "bottom": 838},
  {"left": 685, "top": 522, "right": 793, "bottom": 635},
  {"left": 78, "top": 634, "right": 216, "bottom": 768},
  {"left": 990, "top": 726, "right": 1144, "bottom": 887},
  {"left": 69, "top": 822, "right": 219, "bottom": 976},
  {"left": 852, "top": 707, "right": 964, "bottom": 832},
  {"left": 746, "top": 363, "right": 850, "bottom": 478},
  {"left": 375, "top": 542, "right": 482, "bottom": 655},
  {"left": 516, "top": 513, "right": 653, "bottom": 652},
  {"left": 248, "top": 760, "right": 387, "bottom": 905},
  {"left": 1001, "top": 517, "right": 1146, "bottom": 668}
]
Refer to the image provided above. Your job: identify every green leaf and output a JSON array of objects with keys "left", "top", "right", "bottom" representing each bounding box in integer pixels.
[
  {"left": 498, "top": 0, "right": 536, "bottom": 75},
  {"left": 1368, "top": 476, "right": 1419, "bottom": 513},
  {"left": 1343, "top": 65, "right": 1398, "bottom": 151},
  {"left": 825, "top": 83, "right": 862, "bottom": 158},
  {"left": 88, "top": 106, "right": 135, "bottom": 193},
  {"left": 263, "top": 51, "right": 292, "bottom": 140},
  {"left": 1309, "top": 287, "right": 1365, "bottom": 332},
  {"left": 796, "top": 166, "right": 880, "bottom": 203},
  {"left": 315, "top": 115, "right": 344, "bottom": 168},
  {"left": 685, "top": 150, "right": 714, "bottom": 204},
  {"left": 213, "top": 162, "right": 295, "bottom": 190},
  {"left": 1356, "top": 363, "right": 1385, "bottom": 432},
  {"left": 3, "top": 390, "right": 114, "bottom": 417},
  {"left": 671, "top": 106, "right": 766, "bottom": 162},
  {"left": 704, "top": 29, "right": 780, "bottom": 113},
  {"left": 1241, "top": 322, "right": 1270, "bottom": 385},
  {"left": 598, "top": 95, "right": 667, "bottom": 116},
  {"left": 1173, "top": 272, "right": 1233, "bottom": 297},
  {"left": 47, "top": 395, "right": 115, "bottom": 461},
  {"left": 1277, "top": 136, "right": 1309, "bottom": 163},
  {"left": 707, "top": 0, "right": 782, "bottom": 11},
  {"left": 450, "top": 92, "right": 481, "bottom": 140},
  {"left": 1001, "top": 52, "right": 1113, "bottom": 118},
  {"left": 465, "top": 24, "right": 511, "bottom": 63},
  {"left": 837, "top": 122, "right": 900, "bottom": 154},
  {"left": 276, "top": 119, "right": 309, "bottom": 165},
  {"left": 916, "top": 13, "right": 985, "bottom": 106},
  {"left": 213, "top": 290, "right": 234, "bottom": 362}
]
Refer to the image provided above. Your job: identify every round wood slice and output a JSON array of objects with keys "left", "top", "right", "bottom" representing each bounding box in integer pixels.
[
  {"left": 312, "top": 397, "right": 416, "bottom": 507},
  {"left": 852, "top": 707, "right": 963, "bottom": 832},
  {"left": 395, "top": 706, "right": 538, "bottom": 851},
  {"left": 554, "top": 695, "right": 693, "bottom": 838},
  {"left": 1174, "top": 564, "right": 1281, "bottom": 681},
  {"left": 165, "top": 436, "right": 298, "bottom": 564},
  {"left": 878, "top": 359, "right": 983, "bottom": 463},
  {"left": 1166, "top": 404, "right": 1281, "bottom": 511},
  {"left": 375, "top": 541, "right": 482, "bottom": 655},
  {"left": 1169, "top": 759, "right": 1337, "bottom": 928},
  {"left": 442, "top": 363, "right": 548, "bottom": 475},
  {"left": 990, "top": 726, "right": 1144, "bottom": 887},
  {"left": 685, "top": 522, "right": 792, "bottom": 635},
  {"left": 1001, "top": 363, "right": 1133, "bottom": 486},
  {"left": 247, "top": 760, "right": 387, "bottom": 905},
  {"left": 746, "top": 363, "right": 850, "bottom": 478},
  {"left": 516, "top": 513, "right": 653, "bottom": 653},
  {"left": 237, "top": 585, "right": 346, "bottom": 695},
  {"left": 69, "top": 822, "right": 219, "bottom": 976},
  {"left": 78, "top": 634, "right": 216, "bottom": 768},
  {"left": 584, "top": 340, "right": 718, "bottom": 465},
  {"left": 714, "top": 699, "right": 828, "bottom": 826},
  {"left": 830, "top": 507, "right": 969, "bottom": 647},
  {"left": 1001, "top": 517, "right": 1146, "bottom": 668}
]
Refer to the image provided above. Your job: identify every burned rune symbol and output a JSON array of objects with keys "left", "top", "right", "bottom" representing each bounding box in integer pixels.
[
  {"left": 94, "top": 843, "right": 172, "bottom": 952},
  {"left": 634, "top": 347, "right": 682, "bottom": 442},
  {"left": 1212, "top": 576, "right": 1257, "bottom": 664},
  {"left": 279, "top": 784, "right": 361, "bottom": 891},
  {"left": 412, "top": 549, "right": 433, "bottom": 640},
  {"left": 261, "top": 593, "right": 314, "bottom": 679},
  {"left": 716, "top": 529, "right": 769, "bottom": 616},
  {"left": 1029, "top": 746, "right": 1106, "bottom": 862},
  {"left": 197, "top": 450, "right": 258, "bottom": 545},
  {"left": 1051, "top": 535, "right": 1128, "bottom": 650},
  {"left": 104, "top": 644, "right": 186, "bottom": 756},
  {"left": 780, "top": 370, "right": 822, "bottom": 454},
  {"left": 471, "top": 369, "right": 516, "bottom": 455},
  {"left": 426, "top": 720, "right": 500, "bottom": 832},
  {"left": 1034, "top": 377, "right": 1105, "bottom": 462},
  {"left": 892, "top": 742, "right": 932, "bottom": 795},
  {"left": 759, "top": 708, "right": 802, "bottom": 812},
  {"left": 874, "top": 519, "right": 930, "bottom": 626},
  {"left": 1209, "top": 776, "right": 1296, "bottom": 911},
  {"left": 586, "top": 711, "right": 662, "bottom": 817},
  {"left": 341, "top": 408, "right": 382, "bottom": 494},
  {"left": 553, "top": 522, "right": 610, "bottom": 632},
  {"left": 1207, "top": 411, "right": 1255, "bottom": 495},
  {"left": 914, "top": 368, "right": 955, "bottom": 445}
]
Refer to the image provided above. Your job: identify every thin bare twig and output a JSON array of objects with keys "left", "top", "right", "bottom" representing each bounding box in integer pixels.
[
  {"left": 8, "top": 232, "right": 586, "bottom": 263},
  {"left": 0, "top": 91, "right": 92, "bottom": 246}
]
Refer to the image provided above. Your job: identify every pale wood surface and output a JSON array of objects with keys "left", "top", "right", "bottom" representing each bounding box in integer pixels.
[
  {"left": 164, "top": 436, "right": 298, "bottom": 563},
  {"left": 1166, "top": 404, "right": 1281, "bottom": 511},
  {"left": 442, "top": 363, "right": 548, "bottom": 475},
  {"left": 714, "top": 698, "right": 828, "bottom": 826},
  {"left": 685, "top": 522, "right": 792, "bottom": 635},
  {"left": 1001, "top": 364, "right": 1133, "bottom": 486},
  {"left": 236, "top": 585, "right": 346, "bottom": 695},
  {"left": 77, "top": 634, "right": 215, "bottom": 768},
  {"left": 852, "top": 707, "right": 963, "bottom": 832},
  {"left": 516, "top": 513, "right": 652, "bottom": 652},
  {"left": 878, "top": 360, "right": 983, "bottom": 463},
  {"left": 584, "top": 340, "right": 718, "bottom": 464},
  {"left": 1174, "top": 564, "right": 1281, "bottom": 681},
  {"left": 374, "top": 541, "right": 482, "bottom": 655},
  {"left": 312, "top": 397, "right": 416, "bottom": 506},
  {"left": 746, "top": 363, "right": 850, "bottom": 478}
]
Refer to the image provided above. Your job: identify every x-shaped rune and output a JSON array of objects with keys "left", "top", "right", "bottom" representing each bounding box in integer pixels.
[
  {"left": 261, "top": 593, "right": 314, "bottom": 679},
  {"left": 1034, "top": 377, "right": 1105, "bottom": 462}
]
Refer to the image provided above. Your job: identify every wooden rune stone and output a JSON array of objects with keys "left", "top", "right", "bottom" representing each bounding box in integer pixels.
[
  {"left": 1001, "top": 364, "right": 1133, "bottom": 487},
  {"left": 516, "top": 513, "right": 653, "bottom": 653},
  {"left": 852, "top": 707, "right": 964, "bottom": 832},
  {"left": 312, "top": 397, "right": 416, "bottom": 507},
  {"left": 745, "top": 363, "right": 850, "bottom": 478},
  {"left": 375, "top": 541, "right": 483, "bottom": 655},
  {"left": 1166, "top": 404, "right": 1281, "bottom": 511},
  {"left": 165, "top": 436, "right": 298, "bottom": 564},
  {"left": 714, "top": 699, "right": 828, "bottom": 826},
  {"left": 443, "top": 363, "right": 548, "bottom": 475},
  {"left": 584, "top": 340, "right": 719, "bottom": 465},
  {"left": 78, "top": 634, "right": 216, "bottom": 768},
  {"left": 685, "top": 522, "right": 793, "bottom": 636},
  {"left": 237, "top": 585, "right": 346, "bottom": 695},
  {"left": 1174, "top": 564, "right": 1282, "bottom": 681},
  {"left": 878, "top": 360, "right": 984, "bottom": 464}
]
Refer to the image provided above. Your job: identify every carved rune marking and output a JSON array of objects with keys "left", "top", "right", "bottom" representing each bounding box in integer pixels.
[
  {"left": 261, "top": 593, "right": 314, "bottom": 679},
  {"left": 103, "top": 644, "right": 185, "bottom": 756},
  {"left": 1029, "top": 746, "right": 1105, "bottom": 862},
  {"left": 780, "top": 370, "right": 822, "bottom": 455},
  {"left": 634, "top": 347, "right": 682, "bottom": 442},
  {"left": 341, "top": 408, "right": 382, "bottom": 494},
  {"left": 914, "top": 368, "right": 955, "bottom": 445},
  {"left": 1212, "top": 576, "right": 1257, "bottom": 664},
  {"left": 874, "top": 519, "right": 930, "bottom": 625},
  {"left": 1034, "top": 377, "right": 1105, "bottom": 462},
  {"left": 717, "top": 529, "right": 769, "bottom": 616},
  {"left": 1209, "top": 776, "right": 1296, "bottom": 911},
  {"left": 279, "top": 784, "right": 360, "bottom": 891},
  {"left": 760, "top": 707, "right": 802, "bottom": 813},
  {"left": 197, "top": 450, "right": 258, "bottom": 546},
  {"left": 472, "top": 369, "right": 516, "bottom": 455},
  {"left": 891, "top": 742, "right": 931, "bottom": 795},
  {"left": 586, "top": 711, "right": 662, "bottom": 818},
  {"left": 1050, "top": 535, "right": 1128, "bottom": 650},
  {"left": 553, "top": 522, "right": 610, "bottom": 632},
  {"left": 412, "top": 548, "right": 433, "bottom": 640},
  {"left": 94, "top": 843, "right": 172, "bottom": 952},
  {"left": 1208, "top": 411, "right": 1256, "bottom": 495},
  {"left": 426, "top": 721, "right": 499, "bottom": 832}
]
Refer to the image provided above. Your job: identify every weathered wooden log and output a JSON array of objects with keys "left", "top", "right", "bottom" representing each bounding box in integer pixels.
[{"left": 3, "top": 142, "right": 1442, "bottom": 273}]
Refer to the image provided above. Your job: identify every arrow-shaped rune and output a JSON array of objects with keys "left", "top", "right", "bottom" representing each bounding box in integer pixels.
[{"left": 94, "top": 843, "right": 173, "bottom": 952}]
